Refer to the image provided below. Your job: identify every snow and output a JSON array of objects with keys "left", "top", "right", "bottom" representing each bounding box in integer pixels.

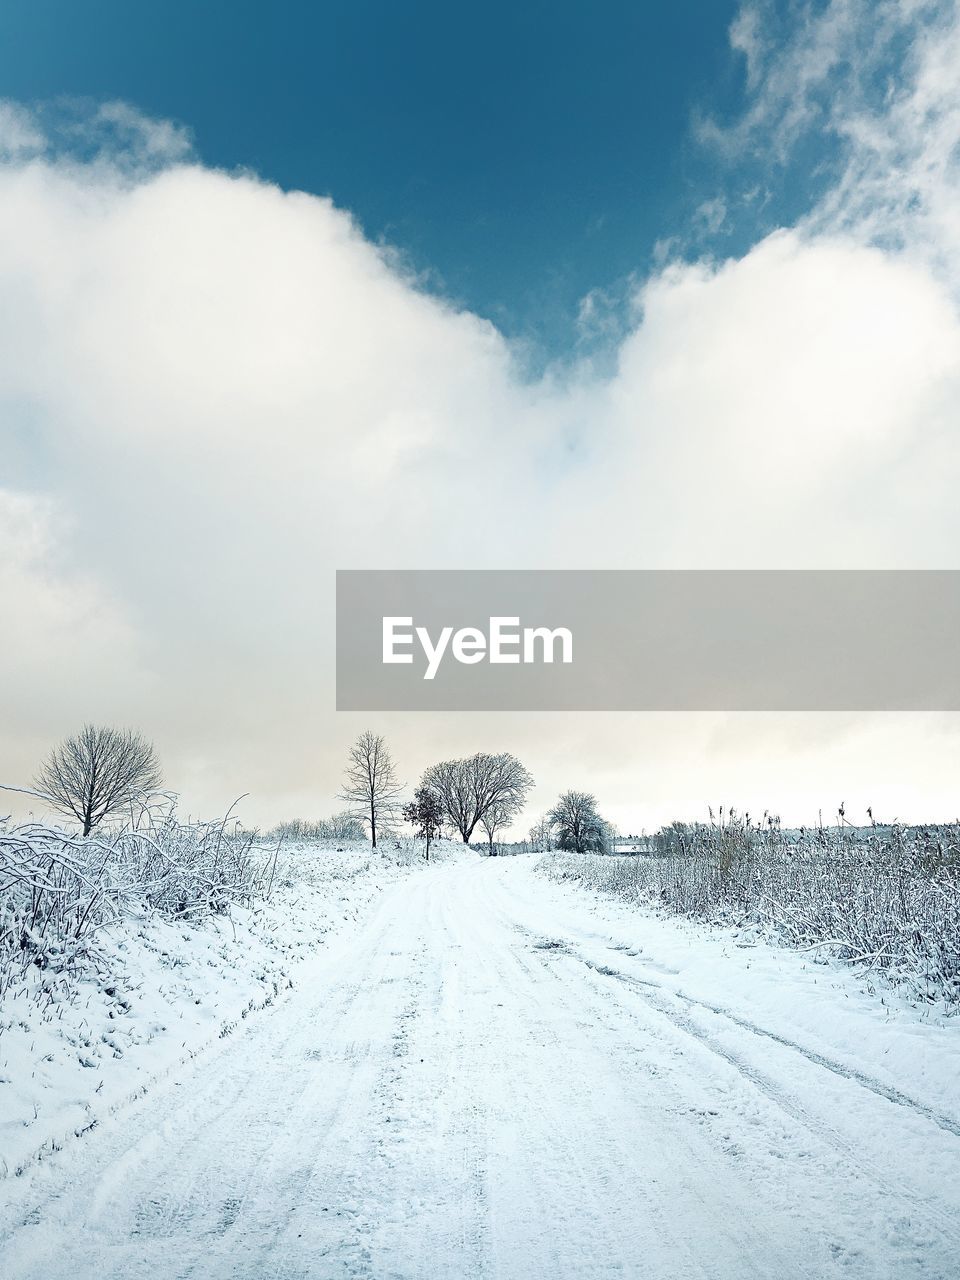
[
  {"left": 0, "top": 839, "right": 454, "bottom": 1178},
  {"left": 2, "top": 853, "right": 959, "bottom": 1278}
]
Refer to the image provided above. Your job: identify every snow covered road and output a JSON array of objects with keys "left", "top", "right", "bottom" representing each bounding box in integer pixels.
[{"left": 3, "top": 855, "right": 960, "bottom": 1279}]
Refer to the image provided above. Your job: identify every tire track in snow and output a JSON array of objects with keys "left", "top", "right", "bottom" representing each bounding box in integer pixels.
[
  {"left": 451, "top": 870, "right": 803, "bottom": 1280},
  {"left": 594, "top": 946, "right": 960, "bottom": 1142},
  {"left": 3, "top": 876, "right": 438, "bottom": 1280},
  {"left": 531, "top": 932, "right": 960, "bottom": 1259}
]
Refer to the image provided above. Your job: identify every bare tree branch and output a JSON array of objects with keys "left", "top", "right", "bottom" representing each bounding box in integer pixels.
[
  {"left": 34, "top": 725, "right": 163, "bottom": 836},
  {"left": 337, "top": 730, "right": 403, "bottom": 849},
  {"left": 422, "top": 752, "right": 533, "bottom": 844}
]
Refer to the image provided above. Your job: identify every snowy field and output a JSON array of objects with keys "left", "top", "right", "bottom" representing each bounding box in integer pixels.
[{"left": 2, "top": 852, "right": 959, "bottom": 1278}]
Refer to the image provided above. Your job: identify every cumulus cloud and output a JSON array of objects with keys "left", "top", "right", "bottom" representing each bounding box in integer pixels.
[{"left": 2, "top": 0, "right": 960, "bottom": 827}]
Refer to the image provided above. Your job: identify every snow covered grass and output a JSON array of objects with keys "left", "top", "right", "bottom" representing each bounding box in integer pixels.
[
  {"left": 0, "top": 810, "right": 281, "bottom": 999},
  {"left": 541, "top": 815, "right": 960, "bottom": 1007},
  {"left": 0, "top": 814, "right": 462, "bottom": 1176}
]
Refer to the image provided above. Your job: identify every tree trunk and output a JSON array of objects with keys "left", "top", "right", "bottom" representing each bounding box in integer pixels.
[
  {"left": 370, "top": 802, "right": 377, "bottom": 849},
  {"left": 83, "top": 779, "right": 95, "bottom": 836}
]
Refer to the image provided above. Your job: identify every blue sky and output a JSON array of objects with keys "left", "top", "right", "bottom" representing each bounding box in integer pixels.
[{"left": 0, "top": 0, "right": 798, "bottom": 356}]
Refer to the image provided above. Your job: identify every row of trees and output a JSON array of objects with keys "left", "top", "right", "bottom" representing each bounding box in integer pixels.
[
  {"left": 338, "top": 730, "right": 535, "bottom": 855},
  {"left": 18, "top": 723, "right": 611, "bottom": 857},
  {"left": 270, "top": 813, "right": 366, "bottom": 842},
  {"left": 337, "top": 729, "right": 611, "bottom": 857}
]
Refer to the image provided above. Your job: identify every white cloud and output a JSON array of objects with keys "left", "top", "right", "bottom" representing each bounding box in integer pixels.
[
  {"left": 728, "top": 3, "right": 769, "bottom": 91},
  {"left": 704, "top": 0, "right": 908, "bottom": 159},
  {"left": 693, "top": 197, "right": 728, "bottom": 236},
  {"left": 0, "top": 46, "right": 959, "bottom": 825},
  {"left": 804, "top": 2, "right": 960, "bottom": 281},
  {"left": 710, "top": 0, "right": 960, "bottom": 280},
  {"left": 84, "top": 100, "right": 193, "bottom": 164},
  {"left": 0, "top": 101, "right": 45, "bottom": 161}
]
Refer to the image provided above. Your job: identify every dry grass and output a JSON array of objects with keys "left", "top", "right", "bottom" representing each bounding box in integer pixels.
[{"left": 543, "top": 812, "right": 960, "bottom": 1005}]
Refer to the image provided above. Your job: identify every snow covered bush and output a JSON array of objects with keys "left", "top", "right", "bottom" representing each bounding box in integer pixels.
[
  {"left": 0, "top": 809, "right": 278, "bottom": 996},
  {"left": 542, "top": 812, "right": 960, "bottom": 1004}
]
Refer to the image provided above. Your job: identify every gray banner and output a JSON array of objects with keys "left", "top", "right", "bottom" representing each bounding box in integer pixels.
[{"left": 335, "top": 570, "right": 960, "bottom": 711}]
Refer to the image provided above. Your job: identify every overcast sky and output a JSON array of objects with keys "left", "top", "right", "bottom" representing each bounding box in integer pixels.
[{"left": 2, "top": 1, "right": 960, "bottom": 834}]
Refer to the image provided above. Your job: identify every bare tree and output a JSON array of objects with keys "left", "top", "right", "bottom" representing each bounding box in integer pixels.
[
  {"left": 547, "top": 790, "right": 607, "bottom": 854},
  {"left": 422, "top": 751, "right": 533, "bottom": 843},
  {"left": 527, "top": 815, "right": 554, "bottom": 852},
  {"left": 420, "top": 758, "right": 468, "bottom": 841},
  {"left": 35, "top": 724, "right": 162, "bottom": 836},
  {"left": 326, "top": 810, "right": 367, "bottom": 841},
  {"left": 338, "top": 730, "right": 403, "bottom": 849},
  {"left": 480, "top": 799, "right": 513, "bottom": 856}
]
